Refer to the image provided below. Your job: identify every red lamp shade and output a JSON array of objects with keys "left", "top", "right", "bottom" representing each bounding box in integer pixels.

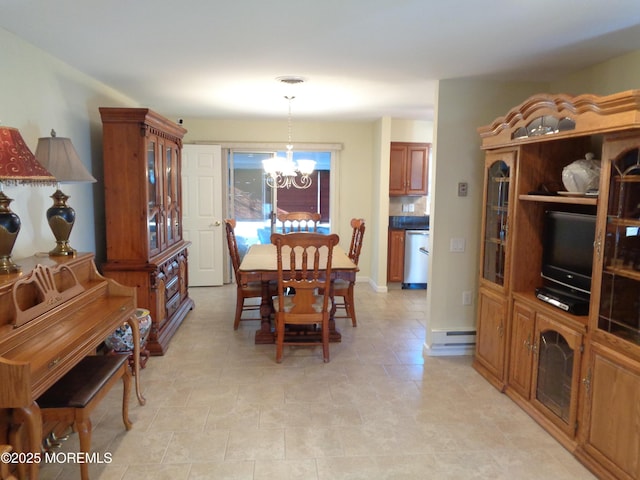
[
  {"left": 0, "top": 127, "right": 56, "bottom": 185},
  {"left": 0, "top": 126, "right": 56, "bottom": 273}
]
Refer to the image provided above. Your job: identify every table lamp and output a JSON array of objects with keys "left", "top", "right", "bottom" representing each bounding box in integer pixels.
[
  {"left": 0, "top": 126, "right": 57, "bottom": 273},
  {"left": 35, "top": 130, "right": 97, "bottom": 256}
]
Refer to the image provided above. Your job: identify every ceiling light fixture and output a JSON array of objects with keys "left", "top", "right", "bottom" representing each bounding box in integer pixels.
[
  {"left": 262, "top": 94, "right": 316, "bottom": 190},
  {"left": 276, "top": 75, "right": 306, "bottom": 86}
]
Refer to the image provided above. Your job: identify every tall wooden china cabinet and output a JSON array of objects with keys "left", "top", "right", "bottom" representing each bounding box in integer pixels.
[
  {"left": 100, "top": 108, "right": 193, "bottom": 355},
  {"left": 474, "top": 91, "right": 640, "bottom": 480}
]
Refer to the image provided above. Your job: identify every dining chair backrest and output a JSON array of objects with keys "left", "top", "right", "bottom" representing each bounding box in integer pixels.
[
  {"left": 271, "top": 232, "right": 339, "bottom": 316},
  {"left": 225, "top": 218, "right": 271, "bottom": 330},
  {"left": 347, "top": 218, "right": 366, "bottom": 265},
  {"left": 277, "top": 212, "right": 321, "bottom": 233},
  {"left": 271, "top": 232, "right": 340, "bottom": 362},
  {"left": 224, "top": 219, "right": 241, "bottom": 277}
]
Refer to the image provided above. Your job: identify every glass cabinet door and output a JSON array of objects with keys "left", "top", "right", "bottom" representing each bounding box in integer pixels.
[
  {"left": 598, "top": 145, "right": 640, "bottom": 346},
  {"left": 147, "top": 139, "right": 161, "bottom": 254},
  {"left": 531, "top": 313, "right": 582, "bottom": 437},
  {"left": 481, "top": 151, "right": 515, "bottom": 288},
  {"left": 164, "top": 142, "right": 181, "bottom": 247},
  {"left": 165, "top": 144, "right": 174, "bottom": 246}
]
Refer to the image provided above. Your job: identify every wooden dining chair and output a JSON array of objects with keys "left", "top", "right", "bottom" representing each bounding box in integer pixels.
[
  {"left": 224, "top": 219, "right": 270, "bottom": 330},
  {"left": 277, "top": 212, "right": 321, "bottom": 233},
  {"left": 0, "top": 445, "right": 17, "bottom": 480},
  {"left": 330, "top": 218, "right": 365, "bottom": 326},
  {"left": 271, "top": 232, "right": 340, "bottom": 363}
]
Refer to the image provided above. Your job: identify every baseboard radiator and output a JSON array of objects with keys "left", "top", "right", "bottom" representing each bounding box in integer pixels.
[{"left": 425, "top": 329, "right": 476, "bottom": 356}]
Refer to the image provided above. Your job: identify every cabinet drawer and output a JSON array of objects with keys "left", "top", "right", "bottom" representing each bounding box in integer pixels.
[
  {"left": 165, "top": 275, "right": 179, "bottom": 300},
  {"left": 166, "top": 292, "right": 181, "bottom": 319}
]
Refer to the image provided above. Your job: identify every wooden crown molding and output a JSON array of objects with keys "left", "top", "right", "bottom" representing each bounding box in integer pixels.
[{"left": 478, "top": 90, "right": 640, "bottom": 149}]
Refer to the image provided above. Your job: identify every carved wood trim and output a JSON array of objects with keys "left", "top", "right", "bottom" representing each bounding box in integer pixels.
[
  {"left": 479, "top": 90, "right": 640, "bottom": 149},
  {"left": 11, "top": 264, "right": 85, "bottom": 327}
]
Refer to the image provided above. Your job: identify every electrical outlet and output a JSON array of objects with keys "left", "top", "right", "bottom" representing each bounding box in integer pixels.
[
  {"left": 462, "top": 291, "right": 472, "bottom": 306},
  {"left": 458, "top": 182, "right": 468, "bottom": 197}
]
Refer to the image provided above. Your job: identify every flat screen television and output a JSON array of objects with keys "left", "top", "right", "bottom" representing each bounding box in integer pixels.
[{"left": 541, "top": 210, "right": 596, "bottom": 297}]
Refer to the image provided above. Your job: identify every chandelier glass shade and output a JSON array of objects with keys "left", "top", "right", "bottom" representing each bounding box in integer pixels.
[
  {"left": 262, "top": 150, "right": 315, "bottom": 189},
  {"left": 263, "top": 96, "right": 316, "bottom": 189}
]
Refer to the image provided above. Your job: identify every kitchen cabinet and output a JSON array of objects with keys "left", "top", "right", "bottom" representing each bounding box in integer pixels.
[
  {"left": 387, "top": 229, "right": 405, "bottom": 282},
  {"left": 475, "top": 90, "right": 640, "bottom": 479},
  {"left": 100, "top": 107, "right": 194, "bottom": 355},
  {"left": 389, "top": 142, "right": 430, "bottom": 196}
]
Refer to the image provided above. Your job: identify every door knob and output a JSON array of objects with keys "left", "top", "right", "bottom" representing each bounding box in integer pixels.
[{"left": 210, "top": 221, "right": 221, "bottom": 227}]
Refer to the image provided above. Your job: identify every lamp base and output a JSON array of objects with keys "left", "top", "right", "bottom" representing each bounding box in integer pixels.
[
  {"left": 0, "top": 256, "right": 20, "bottom": 274},
  {"left": 0, "top": 191, "right": 21, "bottom": 274},
  {"left": 47, "top": 189, "right": 77, "bottom": 257},
  {"left": 49, "top": 242, "right": 77, "bottom": 257}
]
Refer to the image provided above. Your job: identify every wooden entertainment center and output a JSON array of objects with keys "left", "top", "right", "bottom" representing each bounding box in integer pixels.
[{"left": 474, "top": 90, "right": 640, "bottom": 480}]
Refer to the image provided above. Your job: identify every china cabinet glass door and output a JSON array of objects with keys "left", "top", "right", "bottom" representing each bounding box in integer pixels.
[
  {"left": 598, "top": 146, "right": 640, "bottom": 346},
  {"left": 147, "top": 139, "right": 161, "bottom": 254},
  {"left": 164, "top": 143, "right": 178, "bottom": 247},
  {"left": 481, "top": 152, "right": 514, "bottom": 288}
]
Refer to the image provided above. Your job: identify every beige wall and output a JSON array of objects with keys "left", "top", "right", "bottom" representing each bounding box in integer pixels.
[
  {"left": 551, "top": 49, "right": 640, "bottom": 95},
  {"left": 425, "top": 78, "right": 548, "bottom": 351},
  {"left": 4, "top": 23, "right": 640, "bottom": 354},
  {"left": 388, "top": 119, "right": 434, "bottom": 218},
  {"left": 0, "top": 27, "right": 137, "bottom": 263},
  {"left": 425, "top": 49, "right": 640, "bottom": 352},
  {"left": 370, "top": 118, "right": 391, "bottom": 289},
  {"left": 390, "top": 119, "right": 433, "bottom": 142},
  {"left": 183, "top": 118, "right": 377, "bottom": 282}
]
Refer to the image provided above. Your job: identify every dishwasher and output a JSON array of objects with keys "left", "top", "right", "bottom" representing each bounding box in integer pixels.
[{"left": 403, "top": 230, "right": 429, "bottom": 289}]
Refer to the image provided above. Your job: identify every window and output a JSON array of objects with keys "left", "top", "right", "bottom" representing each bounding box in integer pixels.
[{"left": 228, "top": 149, "right": 333, "bottom": 257}]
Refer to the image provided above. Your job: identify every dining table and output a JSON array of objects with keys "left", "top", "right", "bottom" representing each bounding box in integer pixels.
[{"left": 237, "top": 243, "right": 358, "bottom": 344}]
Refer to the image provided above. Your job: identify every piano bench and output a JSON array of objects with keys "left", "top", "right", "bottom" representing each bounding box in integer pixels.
[{"left": 37, "top": 355, "right": 132, "bottom": 480}]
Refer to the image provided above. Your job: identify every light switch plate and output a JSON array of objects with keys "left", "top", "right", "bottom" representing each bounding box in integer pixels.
[
  {"left": 462, "top": 291, "right": 472, "bottom": 305},
  {"left": 450, "top": 238, "right": 465, "bottom": 252}
]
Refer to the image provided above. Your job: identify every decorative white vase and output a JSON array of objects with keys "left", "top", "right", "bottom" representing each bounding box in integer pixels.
[{"left": 562, "top": 153, "right": 601, "bottom": 193}]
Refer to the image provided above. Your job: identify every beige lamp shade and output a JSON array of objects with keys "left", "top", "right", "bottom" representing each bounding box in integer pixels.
[{"left": 35, "top": 130, "right": 96, "bottom": 183}]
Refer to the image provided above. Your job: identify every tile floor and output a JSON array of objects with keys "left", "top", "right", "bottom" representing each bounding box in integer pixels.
[{"left": 38, "top": 284, "right": 596, "bottom": 479}]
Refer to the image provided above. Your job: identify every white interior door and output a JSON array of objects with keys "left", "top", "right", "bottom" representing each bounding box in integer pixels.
[{"left": 182, "top": 144, "right": 224, "bottom": 286}]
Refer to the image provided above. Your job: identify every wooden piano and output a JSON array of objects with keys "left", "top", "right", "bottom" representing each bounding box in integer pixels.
[{"left": 0, "top": 253, "right": 145, "bottom": 479}]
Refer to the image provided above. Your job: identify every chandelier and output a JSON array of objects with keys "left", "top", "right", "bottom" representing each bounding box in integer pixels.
[{"left": 263, "top": 95, "right": 316, "bottom": 189}]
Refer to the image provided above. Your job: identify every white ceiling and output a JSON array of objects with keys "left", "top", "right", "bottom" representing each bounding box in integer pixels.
[{"left": 3, "top": 0, "right": 640, "bottom": 121}]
